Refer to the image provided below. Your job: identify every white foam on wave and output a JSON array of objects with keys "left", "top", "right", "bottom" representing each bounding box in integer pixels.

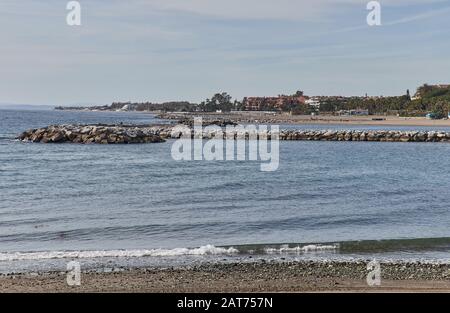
[
  {"left": 264, "top": 244, "right": 339, "bottom": 254},
  {"left": 0, "top": 245, "right": 239, "bottom": 262}
]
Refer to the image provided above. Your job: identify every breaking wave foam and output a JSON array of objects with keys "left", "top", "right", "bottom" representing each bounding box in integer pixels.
[
  {"left": 0, "top": 244, "right": 343, "bottom": 262},
  {"left": 264, "top": 244, "right": 339, "bottom": 254},
  {"left": 0, "top": 245, "right": 239, "bottom": 262}
]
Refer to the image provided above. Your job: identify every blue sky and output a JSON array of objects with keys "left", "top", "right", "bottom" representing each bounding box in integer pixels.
[{"left": 1, "top": 0, "right": 450, "bottom": 105}]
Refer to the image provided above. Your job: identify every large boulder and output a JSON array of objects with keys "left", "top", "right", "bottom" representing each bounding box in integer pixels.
[{"left": 50, "top": 131, "right": 65, "bottom": 143}]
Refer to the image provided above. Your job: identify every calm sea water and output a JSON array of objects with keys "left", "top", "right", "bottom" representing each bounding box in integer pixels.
[{"left": 2, "top": 109, "right": 450, "bottom": 272}]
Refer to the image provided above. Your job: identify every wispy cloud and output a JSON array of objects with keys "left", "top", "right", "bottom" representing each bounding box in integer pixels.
[
  {"left": 144, "top": 0, "right": 450, "bottom": 20},
  {"left": 385, "top": 5, "right": 450, "bottom": 26}
]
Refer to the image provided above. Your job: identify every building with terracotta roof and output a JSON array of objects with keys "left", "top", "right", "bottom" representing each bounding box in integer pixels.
[{"left": 243, "top": 92, "right": 306, "bottom": 111}]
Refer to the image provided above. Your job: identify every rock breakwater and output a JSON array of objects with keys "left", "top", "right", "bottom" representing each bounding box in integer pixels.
[
  {"left": 169, "top": 128, "right": 450, "bottom": 142},
  {"left": 277, "top": 130, "right": 450, "bottom": 142},
  {"left": 17, "top": 124, "right": 450, "bottom": 143},
  {"left": 17, "top": 124, "right": 166, "bottom": 144}
]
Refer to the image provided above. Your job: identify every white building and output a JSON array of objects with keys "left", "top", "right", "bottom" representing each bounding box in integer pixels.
[{"left": 306, "top": 98, "right": 321, "bottom": 108}]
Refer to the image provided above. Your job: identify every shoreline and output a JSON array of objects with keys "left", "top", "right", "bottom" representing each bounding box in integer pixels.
[
  {"left": 2, "top": 261, "right": 450, "bottom": 292},
  {"left": 156, "top": 112, "right": 450, "bottom": 128}
]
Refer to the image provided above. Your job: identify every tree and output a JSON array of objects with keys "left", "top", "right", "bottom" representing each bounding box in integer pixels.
[
  {"left": 293, "top": 90, "right": 304, "bottom": 97},
  {"left": 234, "top": 100, "right": 244, "bottom": 111},
  {"left": 200, "top": 92, "right": 234, "bottom": 112},
  {"left": 430, "top": 101, "right": 449, "bottom": 119},
  {"left": 416, "top": 84, "right": 433, "bottom": 98}
]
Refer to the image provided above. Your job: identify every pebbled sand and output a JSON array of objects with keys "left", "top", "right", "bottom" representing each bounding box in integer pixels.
[{"left": 1, "top": 261, "right": 450, "bottom": 293}]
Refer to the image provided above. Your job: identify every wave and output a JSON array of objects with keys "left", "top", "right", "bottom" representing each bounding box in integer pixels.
[
  {"left": 338, "top": 237, "right": 450, "bottom": 253},
  {"left": 2, "top": 237, "right": 450, "bottom": 262},
  {"left": 0, "top": 243, "right": 339, "bottom": 262},
  {"left": 264, "top": 244, "right": 338, "bottom": 254},
  {"left": 0, "top": 245, "right": 239, "bottom": 262},
  {"left": 0, "top": 133, "right": 16, "bottom": 139},
  {"left": 226, "top": 237, "right": 450, "bottom": 255}
]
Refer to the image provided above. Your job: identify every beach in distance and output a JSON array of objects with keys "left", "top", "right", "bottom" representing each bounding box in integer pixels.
[{"left": 155, "top": 111, "right": 450, "bottom": 128}]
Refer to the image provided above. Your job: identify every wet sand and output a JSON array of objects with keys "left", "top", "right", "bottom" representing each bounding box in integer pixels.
[{"left": 2, "top": 261, "right": 450, "bottom": 293}]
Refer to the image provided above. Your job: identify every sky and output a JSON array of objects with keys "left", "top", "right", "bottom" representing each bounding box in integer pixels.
[{"left": 1, "top": 0, "right": 450, "bottom": 105}]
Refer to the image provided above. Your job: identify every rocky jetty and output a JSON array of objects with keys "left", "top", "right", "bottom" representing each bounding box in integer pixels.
[
  {"left": 17, "top": 124, "right": 166, "bottom": 144},
  {"left": 17, "top": 124, "right": 450, "bottom": 144},
  {"left": 169, "top": 128, "right": 450, "bottom": 142},
  {"left": 276, "top": 129, "right": 450, "bottom": 142}
]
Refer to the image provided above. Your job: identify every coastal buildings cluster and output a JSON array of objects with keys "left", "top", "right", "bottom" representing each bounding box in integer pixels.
[
  {"left": 55, "top": 83, "right": 450, "bottom": 118},
  {"left": 243, "top": 91, "right": 306, "bottom": 111}
]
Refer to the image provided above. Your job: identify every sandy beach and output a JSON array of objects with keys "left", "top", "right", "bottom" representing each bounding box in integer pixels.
[
  {"left": 2, "top": 261, "right": 450, "bottom": 293},
  {"left": 157, "top": 112, "right": 450, "bottom": 127}
]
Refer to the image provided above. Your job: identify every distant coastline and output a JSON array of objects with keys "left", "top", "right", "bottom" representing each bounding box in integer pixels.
[
  {"left": 54, "top": 83, "right": 450, "bottom": 120},
  {"left": 0, "top": 104, "right": 54, "bottom": 111}
]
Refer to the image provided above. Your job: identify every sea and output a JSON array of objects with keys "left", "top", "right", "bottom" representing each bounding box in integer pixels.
[{"left": 2, "top": 108, "right": 450, "bottom": 274}]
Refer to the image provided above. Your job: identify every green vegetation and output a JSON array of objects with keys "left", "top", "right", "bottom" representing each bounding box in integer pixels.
[
  {"left": 199, "top": 92, "right": 234, "bottom": 112},
  {"left": 319, "top": 84, "right": 450, "bottom": 117},
  {"left": 414, "top": 84, "right": 450, "bottom": 118}
]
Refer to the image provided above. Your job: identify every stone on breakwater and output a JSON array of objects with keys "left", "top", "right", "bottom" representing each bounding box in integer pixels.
[{"left": 17, "top": 124, "right": 166, "bottom": 144}]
